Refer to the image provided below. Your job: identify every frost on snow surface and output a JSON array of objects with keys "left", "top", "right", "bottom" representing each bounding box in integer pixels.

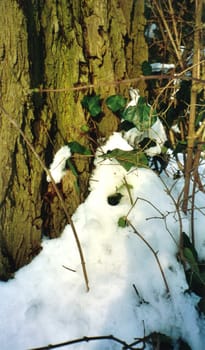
[{"left": 0, "top": 133, "right": 205, "bottom": 350}]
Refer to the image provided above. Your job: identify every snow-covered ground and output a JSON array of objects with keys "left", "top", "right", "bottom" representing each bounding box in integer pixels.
[{"left": 0, "top": 132, "right": 205, "bottom": 350}]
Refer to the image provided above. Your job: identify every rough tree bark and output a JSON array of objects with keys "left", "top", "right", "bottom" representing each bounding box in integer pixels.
[{"left": 0, "top": 0, "right": 147, "bottom": 280}]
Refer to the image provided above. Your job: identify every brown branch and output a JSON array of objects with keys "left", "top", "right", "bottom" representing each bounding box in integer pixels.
[
  {"left": 28, "top": 332, "right": 161, "bottom": 350},
  {"left": 182, "top": 0, "right": 203, "bottom": 213},
  {"left": 0, "top": 102, "right": 90, "bottom": 292},
  {"left": 190, "top": 180, "right": 196, "bottom": 248},
  {"left": 28, "top": 334, "right": 140, "bottom": 350},
  {"left": 152, "top": 0, "right": 184, "bottom": 69},
  {"left": 167, "top": 0, "right": 181, "bottom": 50},
  {"left": 190, "top": 142, "right": 205, "bottom": 247},
  {"left": 30, "top": 72, "right": 205, "bottom": 94}
]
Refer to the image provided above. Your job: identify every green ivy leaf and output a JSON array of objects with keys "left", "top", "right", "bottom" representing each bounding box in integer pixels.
[
  {"left": 141, "top": 61, "right": 152, "bottom": 76},
  {"left": 65, "top": 159, "right": 80, "bottom": 195},
  {"left": 118, "top": 216, "right": 127, "bottom": 228},
  {"left": 185, "top": 269, "right": 205, "bottom": 297},
  {"left": 68, "top": 141, "right": 91, "bottom": 155},
  {"left": 65, "top": 159, "right": 78, "bottom": 177},
  {"left": 106, "top": 95, "right": 127, "bottom": 112},
  {"left": 183, "top": 247, "right": 200, "bottom": 276},
  {"left": 101, "top": 148, "right": 148, "bottom": 171},
  {"left": 81, "top": 95, "right": 102, "bottom": 117},
  {"left": 122, "top": 105, "right": 138, "bottom": 123},
  {"left": 80, "top": 124, "right": 90, "bottom": 133},
  {"left": 182, "top": 232, "right": 204, "bottom": 295},
  {"left": 122, "top": 97, "right": 157, "bottom": 131},
  {"left": 195, "top": 108, "right": 205, "bottom": 127},
  {"left": 182, "top": 232, "right": 198, "bottom": 261}
]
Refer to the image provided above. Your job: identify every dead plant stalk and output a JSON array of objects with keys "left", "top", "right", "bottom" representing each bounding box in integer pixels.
[
  {"left": 182, "top": 0, "right": 203, "bottom": 213},
  {"left": 126, "top": 219, "right": 170, "bottom": 294}
]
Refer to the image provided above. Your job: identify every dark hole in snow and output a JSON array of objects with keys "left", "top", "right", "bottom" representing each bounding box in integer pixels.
[{"left": 107, "top": 193, "right": 123, "bottom": 206}]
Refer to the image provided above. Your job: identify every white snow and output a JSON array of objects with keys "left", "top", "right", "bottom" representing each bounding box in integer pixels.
[
  {"left": 0, "top": 133, "right": 205, "bottom": 350},
  {"left": 126, "top": 88, "right": 140, "bottom": 107},
  {"left": 123, "top": 118, "right": 167, "bottom": 156},
  {"left": 145, "top": 23, "right": 158, "bottom": 40},
  {"left": 47, "top": 145, "right": 71, "bottom": 183},
  {"left": 151, "top": 63, "right": 175, "bottom": 73}
]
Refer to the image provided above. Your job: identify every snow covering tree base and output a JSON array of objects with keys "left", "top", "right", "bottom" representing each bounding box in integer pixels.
[{"left": 0, "top": 133, "right": 205, "bottom": 350}]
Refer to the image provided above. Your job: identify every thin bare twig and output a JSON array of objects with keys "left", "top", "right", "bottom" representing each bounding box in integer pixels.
[
  {"left": 153, "top": 0, "right": 184, "bottom": 69},
  {"left": 124, "top": 193, "right": 178, "bottom": 245},
  {"left": 126, "top": 219, "right": 170, "bottom": 294},
  {"left": 135, "top": 196, "right": 164, "bottom": 216},
  {"left": 62, "top": 265, "right": 76, "bottom": 273},
  {"left": 30, "top": 73, "right": 205, "bottom": 94}
]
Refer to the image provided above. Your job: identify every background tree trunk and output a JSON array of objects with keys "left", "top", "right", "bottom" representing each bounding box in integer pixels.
[{"left": 0, "top": 0, "right": 147, "bottom": 279}]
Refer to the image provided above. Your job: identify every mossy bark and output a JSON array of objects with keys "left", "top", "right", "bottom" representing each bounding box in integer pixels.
[
  {"left": 0, "top": 1, "right": 42, "bottom": 279},
  {"left": 0, "top": 0, "right": 147, "bottom": 279}
]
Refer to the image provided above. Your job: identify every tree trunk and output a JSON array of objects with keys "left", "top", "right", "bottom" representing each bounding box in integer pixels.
[
  {"left": 0, "top": 1, "right": 43, "bottom": 279},
  {"left": 0, "top": 0, "right": 147, "bottom": 279}
]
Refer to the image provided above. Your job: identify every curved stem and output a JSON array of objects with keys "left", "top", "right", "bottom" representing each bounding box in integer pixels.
[{"left": 126, "top": 219, "right": 170, "bottom": 294}]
